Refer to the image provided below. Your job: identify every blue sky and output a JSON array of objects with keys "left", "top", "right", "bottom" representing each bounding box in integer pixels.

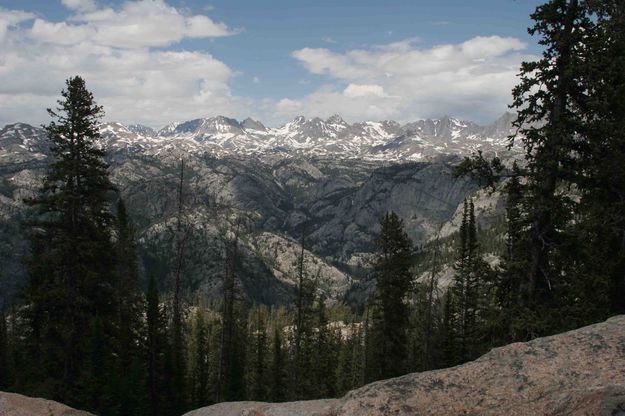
[{"left": 0, "top": 0, "right": 544, "bottom": 127}]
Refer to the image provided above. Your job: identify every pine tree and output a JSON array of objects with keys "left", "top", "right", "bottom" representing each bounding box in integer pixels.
[
  {"left": 450, "top": 200, "right": 473, "bottom": 362},
  {"left": 335, "top": 322, "right": 364, "bottom": 395},
  {"left": 170, "top": 160, "right": 188, "bottom": 413},
  {"left": 496, "top": 170, "right": 530, "bottom": 342},
  {"left": 450, "top": 199, "right": 493, "bottom": 362},
  {"left": 313, "top": 297, "right": 338, "bottom": 398},
  {"left": 247, "top": 306, "right": 268, "bottom": 401},
  {"left": 367, "top": 212, "right": 413, "bottom": 380},
  {"left": 573, "top": 1, "right": 625, "bottom": 317},
  {"left": 421, "top": 239, "right": 441, "bottom": 370},
  {"left": 455, "top": 0, "right": 620, "bottom": 339},
  {"left": 291, "top": 231, "right": 316, "bottom": 399},
  {"left": 509, "top": 0, "right": 591, "bottom": 337},
  {"left": 217, "top": 220, "right": 242, "bottom": 402},
  {"left": 437, "top": 292, "right": 458, "bottom": 368},
  {"left": 146, "top": 274, "right": 171, "bottom": 416},
  {"left": 189, "top": 305, "right": 210, "bottom": 408},
  {"left": 226, "top": 302, "right": 247, "bottom": 402},
  {"left": 113, "top": 198, "right": 145, "bottom": 415},
  {"left": 269, "top": 326, "right": 287, "bottom": 402},
  {"left": 23, "top": 76, "right": 117, "bottom": 409}
]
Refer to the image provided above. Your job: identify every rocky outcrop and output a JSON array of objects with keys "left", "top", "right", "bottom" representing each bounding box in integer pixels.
[
  {"left": 184, "top": 399, "right": 336, "bottom": 416},
  {"left": 0, "top": 391, "right": 93, "bottom": 416},
  {"left": 187, "top": 315, "right": 625, "bottom": 416}
]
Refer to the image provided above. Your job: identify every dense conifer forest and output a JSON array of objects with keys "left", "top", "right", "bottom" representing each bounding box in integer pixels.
[{"left": 0, "top": 1, "right": 624, "bottom": 415}]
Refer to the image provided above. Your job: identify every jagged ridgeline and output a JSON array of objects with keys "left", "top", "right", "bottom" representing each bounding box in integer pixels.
[{"left": 0, "top": 111, "right": 515, "bottom": 306}]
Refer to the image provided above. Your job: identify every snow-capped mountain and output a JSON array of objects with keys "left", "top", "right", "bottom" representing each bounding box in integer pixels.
[
  {"left": 90, "top": 113, "right": 519, "bottom": 161},
  {"left": 0, "top": 114, "right": 516, "bottom": 305}
]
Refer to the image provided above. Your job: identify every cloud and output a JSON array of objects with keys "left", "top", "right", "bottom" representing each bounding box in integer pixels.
[
  {"left": 290, "top": 36, "right": 535, "bottom": 123},
  {"left": 30, "top": 0, "right": 237, "bottom": 49},
  {"left": 186, "top": 15, "right": 234, "bottom": 38},
  {"left": 0, "top": 1, "right": 535, "bottom": 129},
  {"left": 322, "top": 36, "right": 336, "bottom": 44},
  {"left": 343, "top": 83, "right": 386, "bottom": 98},
  {"left": 0, "top": 1, "right": 245, "bottom": 127},
  {"left": 61, "top": 0, "right": 97, "bottom": 12},
  {"left": 30, "top": 19, "right": 93, "bottom": 45},
  {"left": 0, "top": 8, "right": 35, "bottom": 41},
  {"left": 275, "top": 98, "right": 303, "bottom": 113}
]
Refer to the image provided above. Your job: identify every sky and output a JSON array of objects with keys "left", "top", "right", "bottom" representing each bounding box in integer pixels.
[{"left": 0, "top": 0, "right": 545, "bottom": 128}]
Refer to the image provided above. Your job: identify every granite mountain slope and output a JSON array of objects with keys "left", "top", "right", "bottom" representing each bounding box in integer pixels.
[{"left": 0, "top": 114, "right": 514, "bottom": 305}]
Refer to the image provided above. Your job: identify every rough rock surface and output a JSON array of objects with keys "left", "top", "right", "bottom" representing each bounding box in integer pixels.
[
  {"left": 187, "top": 315, "right": 625, "bottom": 416},
  {"left": 0, "top": 391, "right": 93, "bottom": 416},
  {"left": 184, "top": 399, "right": 336, "bottom": 416}
]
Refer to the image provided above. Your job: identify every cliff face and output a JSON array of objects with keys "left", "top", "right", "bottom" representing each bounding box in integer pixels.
[
  {"left": 0, "top": 391, "right": 94, "bottom": 416},
  {"left": 186, "top": 315, "right": 625, "bottom": 416}
]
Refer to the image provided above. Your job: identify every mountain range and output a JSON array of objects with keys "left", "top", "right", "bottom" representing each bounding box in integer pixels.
[
  {"left": 100, "top": 112, "right": 518, "bottom": 160},
  {"left": 0, "top": 113, "right": 516, "bottom": 306}
]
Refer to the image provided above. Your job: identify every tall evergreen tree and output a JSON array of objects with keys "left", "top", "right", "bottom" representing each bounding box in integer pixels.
[
  {"left": 455, "top": 0, "right": 618, "bottom": 340},
  {"left": 291, "top": 231, "right": 316, "bottom": 399},
  {"left": 335, "top": 322, "right": 364, "bottom": 396},
  {"left": 574, "top": 0, "right": 625, "bottom": 317},
  {"left": 496, "top": 170, "right": 530, "bottom": 342},
  {"left": 437, "top": 291, "right": 458, "bottom": 368},
  {"left": 421, "top": 239, "right": 441, "bottom": 370},
  {"left": 189, "top": 305, "right": 210, "bottom": 408},
  {"left": 367, "top": 212, "right": 413, "bottom": 381},
  {"left": 217, "top": 220, "right": 242, "bottom": 402},
  {"left": 23, "top": 76, "right": 117, "bottom": 408},
  {"left": 113, "top": 198, "right": 145, "bottom": 415},
  {"left": 450, "top": 199, "right": 479, "bottom": 362},
  {"left": 509, "top": 0, "right": 591, "bottom": 337},
  {"left": 247, "top": 306, "right": 269, "bottom": 401},
  {"left": 146, "top": 274, "right": 172, "bottom": 416},
  {"left": 313, "top": 297, "right": 339, "bottom": 398},
  {"left": 170, "top": 160, "right": 188, "bottom": 413}
]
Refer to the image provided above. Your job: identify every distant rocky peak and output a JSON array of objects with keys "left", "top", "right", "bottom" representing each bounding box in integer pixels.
[
  {"left": 326, "top": 114, "right": 347, "bottom": 125},
  {"left": 171, "top": 118, "right": 205, "bottom": 135},
  {"left": 158, "top": 121, "right": 180, "bottom": 136},
  {"left": 242, "top": 117, "right": 266, "bottom": 131},
  {"left": 205, "top": 116, "right": 242, "bottom": 132},
  {"left": 128, "top": 124, "right": 156, "bottom": 137},
  {"left": 293, "top": 115, "right": 306, "bottom": 124}
]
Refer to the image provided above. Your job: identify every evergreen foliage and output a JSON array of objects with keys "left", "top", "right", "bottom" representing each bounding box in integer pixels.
[
  {"left": 367, "top": 212, "right": 413, "bottom": 381},
  {"left": 22, "top": 76, "right": 117, "bottom": 410},
  {"left": 450, "top": 0, "right": 625, "bottom": 350},
  {"left": 146, "top": 274, "right": 172, "bottom": 416},
  {"left": 269, "top": 326, "right": 287, "bottom": 402}
]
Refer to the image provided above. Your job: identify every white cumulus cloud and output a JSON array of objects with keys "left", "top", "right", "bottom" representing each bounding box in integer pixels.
[
  {"left": 290, "top": 36, "right": 535, "bottom": 123},
  {"left": 0, "top": 8, "right": 35, "bottom": 41},
  {"left": 0, "top": 1, "right": 246, "bottom": 127},
  {"left": 29, "top": 0, "right": 237, "bottom": 49},
  {"left": 0, "top": 2, "right": 536, "bottom": 129},
  {"left": 343, "top": 84, "right": 386, "bottom": 98}
]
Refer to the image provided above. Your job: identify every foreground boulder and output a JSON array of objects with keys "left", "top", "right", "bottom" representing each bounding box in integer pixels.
[
  {"left": 0, "top": 392, "right": 93, "bottom": 416},
  {"left": 187, "top": 315, "right": 625, "bottom": 416}
]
